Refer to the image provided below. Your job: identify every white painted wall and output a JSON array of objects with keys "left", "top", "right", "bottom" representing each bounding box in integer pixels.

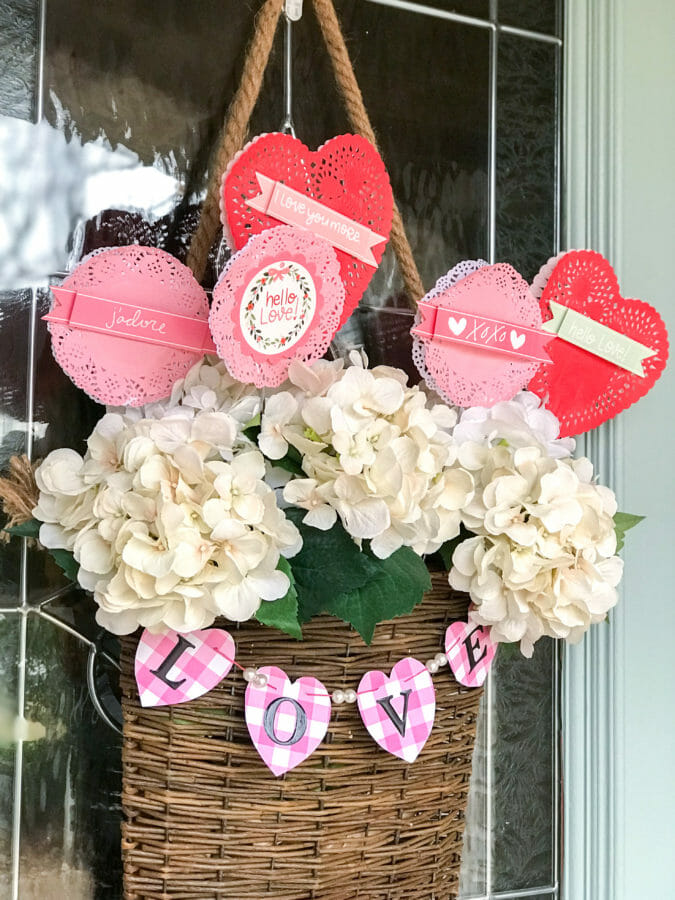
[
  {"left": 616, "top": 1, "right": 675, "bottom": 895},
  {"left": 564, "top": 1, "right": 675, "bottom": 898}
]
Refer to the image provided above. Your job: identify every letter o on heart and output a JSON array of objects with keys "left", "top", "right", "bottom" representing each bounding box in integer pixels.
[{"left": 263, "top": 696, "right": 308, "bottom": 745}]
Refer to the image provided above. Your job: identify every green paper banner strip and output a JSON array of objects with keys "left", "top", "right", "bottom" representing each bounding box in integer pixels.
[{"left": 541, "top": 301, "right": 656, "bottom": 377}]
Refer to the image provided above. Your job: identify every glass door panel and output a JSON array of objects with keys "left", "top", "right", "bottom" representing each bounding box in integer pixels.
[{"left": 0, "top": 2, "right": 562, "bottom": 896}]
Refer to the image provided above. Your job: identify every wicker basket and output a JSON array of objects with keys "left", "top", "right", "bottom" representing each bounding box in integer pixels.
[{"left": 120, "top": 573, "right": 483, "bottom": 899}]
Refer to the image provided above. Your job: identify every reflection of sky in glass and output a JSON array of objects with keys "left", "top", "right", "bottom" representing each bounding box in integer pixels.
[{"left": 0, "top": 116, "right": 179, "bottom": 288}]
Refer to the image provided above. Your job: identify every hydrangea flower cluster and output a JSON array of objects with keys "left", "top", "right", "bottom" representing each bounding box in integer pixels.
[
  {"left": 448, "top": 416, "right": 622, "bottom": 656},
  {"left": 451, "top": 392, "right": 576, "bottom": 459},
  {"left": 32, "top": 356, "right": 625, "bottom": 656},
  {"left": 34, "top": 359, "right": 301, "bottom": 635},
  {"left": 260, "top": 354, "right": 475, "bottom": 559}
]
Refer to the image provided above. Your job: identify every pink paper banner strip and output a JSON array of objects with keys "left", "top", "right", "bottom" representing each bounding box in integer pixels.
[
  {"left": 45, "top": 287, "right": 217, "bottom": 354},
  {"left": 411, "top": 300, "right": 554, "bottom": 364},
  {"left": 246, "top": 172, "right": 385, "bottom": 266}
]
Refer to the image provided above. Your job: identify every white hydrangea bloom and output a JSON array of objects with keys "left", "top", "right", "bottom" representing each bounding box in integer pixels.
[
  {"left": 33, "top": 358, "right": 300, "bottom": 635},
  {"left": 258, "top": 392, "right": 299, "bottom": 460},
  {"left": 259, "top": 355, "right": 474, "bottom": 559},
  {"left": 453, "top": 391, "right": 575, "bottom": 458},
  {"left": 448, "top": 445, "right": 622, "bottom": 656}
]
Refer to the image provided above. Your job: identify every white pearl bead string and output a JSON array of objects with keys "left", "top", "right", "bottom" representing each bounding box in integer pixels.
[
  {"left": 211, "top": 629, "right": 478, "bottom": 702},
  {"left": 237, "top": 645, "right": 458, "bottom": 703}
]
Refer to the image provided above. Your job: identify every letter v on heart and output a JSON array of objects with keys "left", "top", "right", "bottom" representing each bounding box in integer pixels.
[{"left": 357, "top": 658, "right": 436, "bottom": 762}]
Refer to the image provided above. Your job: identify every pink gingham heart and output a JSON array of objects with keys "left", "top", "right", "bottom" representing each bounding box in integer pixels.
[
  {"left": 134, "top": 628, "right": 235, "bottom": 708},
  {"left": 445, "top": 622, "right": 496, "bottom": 688},
  {"left": 357, "top": 657, "right": 435, "bottom": 763},
  {"left": 245, "top": 666, "right": 331, "bottom": 777}
]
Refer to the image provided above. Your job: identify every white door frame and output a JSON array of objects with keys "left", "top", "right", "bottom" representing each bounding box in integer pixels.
[
  {"left": 563, "top": 2, "right": 624, "bottom": 897},
  {"left": 563, "top": 2, "right": 675, "bottom": 898}
]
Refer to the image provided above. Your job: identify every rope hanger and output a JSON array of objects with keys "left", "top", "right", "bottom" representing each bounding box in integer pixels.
[{"left": 186, "top": 0, "right": 425, "bottom": 308}]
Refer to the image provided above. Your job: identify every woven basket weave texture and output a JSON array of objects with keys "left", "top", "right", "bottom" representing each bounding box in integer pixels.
[{"left": 121, "top": 573, "right": 483, "bottom": 899}]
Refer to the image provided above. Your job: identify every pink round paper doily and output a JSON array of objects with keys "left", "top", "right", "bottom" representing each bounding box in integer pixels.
[
  {"left": 412, "top": 260, "right": 543, "bottom": 407},
  {"left": 48, "top": 246, "right": 210, "bottom": 406},
  {"left": 210, "top": 226, "right": 344, "bottom": 387}
]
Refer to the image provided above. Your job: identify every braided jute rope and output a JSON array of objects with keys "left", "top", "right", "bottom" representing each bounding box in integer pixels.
[
  {"left": 185, "top": 0, "right": 286, "bottom": 282},
  {"left": 0, "top": 455, "right": 39, "bottom": 538},
  {"left": 186, "top": 0, "right": 425, "bottom": 307},
  {"left": 311, "top": 0, "right": 425, "bottom": 305}
]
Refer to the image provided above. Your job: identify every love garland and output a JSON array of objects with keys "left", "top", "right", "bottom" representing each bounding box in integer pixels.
[{"left": 135, "top": 621, "right": 494, "bottom": 776}]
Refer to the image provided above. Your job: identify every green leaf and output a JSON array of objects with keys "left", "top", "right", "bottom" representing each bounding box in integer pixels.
[
  {"left": 243, "top": 426, "right": 261, "bottom": 444},
  {"left": 270, "top": 446, "right": 304, "bottom": 477},
  {"left": 327, "top": 546, "right": 431, "bottom": 644},
  {"left": 5, "top": 518, "right": 41, "bottom": 539},
  {"left": 242, "top": 412, "right": 262, "bottom": 444},
  {"left": 48, "top": 548, "right": 79, "bottom": 582},
  {"left": 614, "top": 511, "right": 645, "bottom": 552},
  {"left": 283, "top": 511, "right": 432, "bottom": 641},
  {"left": 254, "top": 558, "right": 302, "bottom": 639},
  {"left": 285, "top": 509, "right": 379, "bottom": 621},
  {"left": 4, "top": 519, "right": 79, "bottom": 582},
  {"left": 243, "top": 413, "right": 261, "bottom": 431}
]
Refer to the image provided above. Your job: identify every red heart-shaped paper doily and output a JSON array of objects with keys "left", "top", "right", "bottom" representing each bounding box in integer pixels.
[
  {"left": 527, "top": 250, "right": 668, "bottom": 436},
  {"left": 221, "top": 132, "right": 393, "bottom": 328}
]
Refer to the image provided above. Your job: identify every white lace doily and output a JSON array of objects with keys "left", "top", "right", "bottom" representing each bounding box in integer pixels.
[{"left": 210, "top": 226, "right": 344, "bottom": 387}]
